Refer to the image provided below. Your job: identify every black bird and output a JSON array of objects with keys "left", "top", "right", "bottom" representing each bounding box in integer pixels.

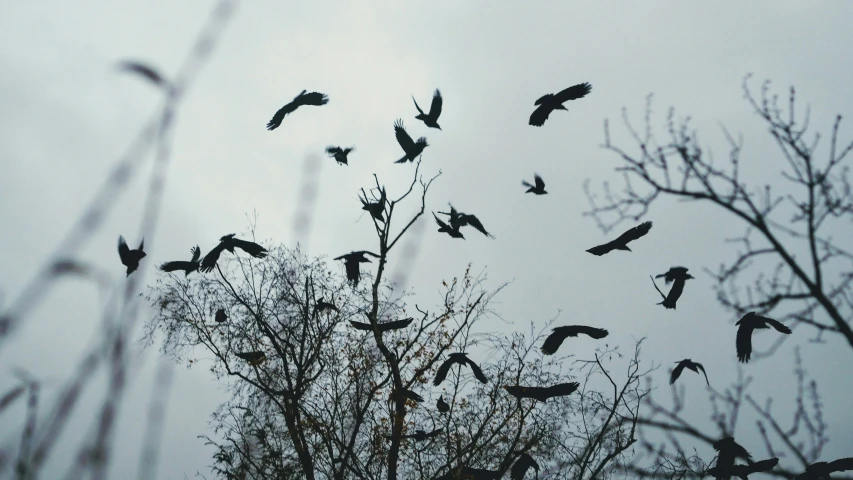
[
  {"left": 522, "top": 174, "right": 548, "bottom": 195},
  {"left": 117, "top": 235, "right": 146, "bottom": 276},
  {"left": 413, "top": 89, "right": 443, "bottom": 130},
  {"left": 541, "top": 325, "right": 609, "bottom": 355},
  {"left": 586, "top": 221, "right": 653, "bottom": 256},
  {"left": 315, "top": 298, "right": 339, "bottom": 314},
  {"left": 528, "top": 82, "right": 592, "bottom": 127},
  {"left": 650, "top": 267, "right": 694, "bottom": 310},
  {"left": 503, "top": 382, "right": 580, "bottom": 403},
  {"left": 385, "top": 428, "right": 443, "bottom": 441},
  {"left": 433, "top": 353, "right": 488, "bottom": 386},
  {"left": 438, "top": 205, "right": 495, "bottom": 239},
  {"left": 713, "top": 436, "right": 754, "bottom": 477},
  {"left": 393, "top": 119, "right": 428, "bottom": 163},
  {"left": 235, "top": 351, "right": 266, "bottom": 366},
  {"left": 670, "top": 359, "right": 709, "bottom": 386},
  {"left": 511, "top": 453, "right": 540, "bottom": 480},
  {"left": 795, "top": 457, "right": 853, "bottom": 480},
  {"left": 349, "top": 318, "right": 414, "bottom": 332},
  {"left": 434, "top": 213, "right": 465, "bottom": 239},
  {"left": 391, "top": 388, "right": 424, "bottom": 403},
  {"left": 266, "top": 90, "right": 329, "bottom": 131},
  {"left": 436, "top": 395, "right": 450, "bottom": 413},
  {"left": 326, "top": 146, "right": 354, "bottom": 166},
  {"left": 435, "top": 467, "right": 501, "bottom": 480},
  {"left": 159, "top": 245, "right": 201, "bottom": 277},
  {"left": 708, "top": 458, "right": 779, "bottom": 480},
  {"left": 117, "top": 61, "right": 167, "bottom": 88},
  {"left": 361, "top": 187, "right": 387, "bottom": 223},
  {"left": 334, "top": 251, "right": 380, "bottom": 286},
  {"left": 735, "top": 312, "right": 792, "bottom": 363},
  {"left": 199, "top": 234, "right": 269, "bottom": 273},
  {"left": 214, "top": 308, "right": 228, "bottom": 323}
]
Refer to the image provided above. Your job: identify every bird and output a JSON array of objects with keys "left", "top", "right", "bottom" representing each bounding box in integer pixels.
[
  {"left": 433, "top": 353, "right": 488, "bottom": 386},
  {"left": 334, "top": 251, "right": 380, "bottom": 287},
  {"left": 349, "top": 318, "right": 414, "bottom": 332},
  {"left": 360, "top": 187, "right": 386, "bottom": 223},
  {"left": 437, "top": 205, "right": 495, "bottom": 238},
  {"left": 266, "top": 90, "right": 329, "bottom": 131},
  {"left": 503, "top": 382, "right": 580, "bottom": 403},
  {"left": 522, "top": 174, "right": 548, "bottom": 195},
  {"left": 159, "top": 245, "right": 201, "bottom": 277},
  {"left": 214, "top": 308, "right": 228, "bottom": 323},
  {"left": 315, "top": 298, "right": 339, "bottom": 314},
  {"left": 436, "top": 396, "right": 450, "bottom": 413},
  {"left": 713, "top": 436, "right": 754, "bottom": 476},
  {"left": 795, "top": 457, "right": 853, "bottom": 480},
  {"left": 434, "top": 213, "right": 465, "bottom": 239},
  {"left": 385, "top": 427, "right": 443, "bottom": 441},
  {"left": 670, "top": 359, "right": 709, "bottom": 386},
  {"left": 326, "top": 146, "right": 354, "bottom": 166},
  {"left": 413, "top": 89, "right": 443, "bottom": 130},
  {"left": 650, "top": 267, "right": 694, "bottom": 310},
  {"left": 117, "top": 235, "right": 146, "bottom": 276},
  {"left": 510, "top": 453, "right": 540, "bottom": 480},
  {"left": 235, "top": 351, "right": 266, "bottom": 366},
  {"left": 528, "top": 82, "right": 592, "bottom": 127},
  {"left": 393, "top": 119, "right": 428, "bottom": 163},
  {"left": 199, "top": 234, "right": 269, "bottom": 273},
  {"left": 117, "top": 61, "right": 167, "bottom": 88},
  {"left": 708, "top": 458, "right": 779, "bottom": 480},
  {"left": 541, "top": 325, "right": 609, "bottom": 355},
  {"left": 391, "top": 388, "right": 424, "bottom": 403},
  {"left": 735, "top": 312, "right": 793, "bottom": 363},
  {"left": 586, "top": 221, "right": 653, "bottom": 256},
  {"left": 435, "top": 466, "right": 502, "bottom": 480}
]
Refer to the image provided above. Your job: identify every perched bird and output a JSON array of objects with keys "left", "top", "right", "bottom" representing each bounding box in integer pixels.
[
  {"left": 436, "top": 396, "right": 450, "bottom": 413},
  {"left": 735, "top": 312, "right": 793, "bottom": 363},
  {"left": 650, "top": 267, "right": 694, "bottom": 310},
  {"left": 413, "top": 89, "right": 443, "bottom": 130},
  {"left": 503, "top": 382, "right": 580, "bottom": 403},
  {"left": 315, "top": 298, "right": 339, "bottom": 314},
  {"left": 670, "top": 359, "right": 709, "bottom": 386},
  {"left": 586, "top": 221, "right": 653, "bottom": 256},
  {"left": 391, "top": 388, "right": 424, "bottom": 403},
  {"left": 159, "top": 245, "right": 201, "bottom": 277},
  {"left": 433, "top": 353, "right": 488, "bottom": 386},
  {"left": 349, "top": 317, "right": 414, "bottom": 332},
  {"left": 235, "top": 351, "right": 266, "bottom": 366},
  {"left": 117, "top": 235, "right": 146, "bottom": 276},
  {"left": 199, "top": 234, "right": 269, "bottom": 273},
  {"left": 334, "top": 251, "right": 380, "bottom": 286},
  {"left": 360, "top": 187, "right": 387, "bottom": 223},
  {"left": 326, "top": 146, "right": 354, "bottom": 166},
  {"left": 117, "top": 60, "right": 167, "bottom": 88},
  {"left": 795, "top": 457, "right": 853, "bottom": 480},
  {"left": 434, "top": 213, "right": 465, "bottom": 239},
  {"left": 528, "top": 82, "right": 592, "bottom": 127},
  {"left": 713, "top": 436, "right": 754, "bottom": 476},
  {"left": 437, "top": 205, "right": 495, "bottom": 239},
  {"left": 541, "top": 325, "right": 609, "bottom": 355},
  {"left": 214, "top": 308, "right": 228, "bottom": 323},
  {"left": 393, "top": 119, "right": 429, "bottom": 163},
  {"left": 266, "top": 90, "right": 329, "bottom": 131},
  {"left": 522, "top": 174, "right": 548, "bottom": 195},
  {"left": 510, "top": 453, "right": 540, "bottom": 480},
  {"left": 708, "top": 458, "right": 779, "bottom": 480},
  {"left": 385, "top": 428, "right": 443, "bottom": 441}
]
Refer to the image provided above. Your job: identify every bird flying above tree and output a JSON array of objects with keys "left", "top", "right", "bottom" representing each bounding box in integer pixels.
[
  {"left": 522, "top": 174, "right": 548, "bottom": 195},
  {"left": 334, "top": 250, "right": 380, "bottom": 286},
  {"left": 326, "top": 146, "right": 354, "bottom": 166},
  {"left": 528, "top": 82, "right": 592, "bottom": 127},
  {"left": 650, "top": 267, "right": 694, "bottom": 309},
  {"left": 433, "top": 353, "right": 488, "bottom": 386},
  {"left": 437, "top": 204, "right": 495, "bottom": 238},
  {"left": 735, "top": 312, "right": 792, "bottom": 363},
  {"left": 670, "top": 359, "right": 709, "bottom": 386},
  {"left": 348, "top": 317, "right": 414, "bottom": 332},
  {"left": 541, "top": 325, "right": 609, "bottom": 355},
  {"left": 117, "top": 235, "right": 146, "bottom": 277},
  {"left": 413, "top": 89, "right": 443, "bottom": 130},
  {"left": 393, "top": 119, "right": 428, "bottom": 163},
  {"left": 159, "top": 245, "right": 201, "bottom": 277},
  {"left": 266, "top": 90, "right": 329, "bottom": 131},
  {"left": 199, "top": 234, "right": 269, "bottom": 273},
  {"left": 503, "top": 382, "right": 580, "bottom": 403},
  {"left": 586, "top": 221, "right": 653, "bottom": 256}
]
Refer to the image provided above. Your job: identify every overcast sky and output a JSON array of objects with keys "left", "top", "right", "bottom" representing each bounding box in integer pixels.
[{"left": 1, "top": 1, "right": 852, "bottom": 478}]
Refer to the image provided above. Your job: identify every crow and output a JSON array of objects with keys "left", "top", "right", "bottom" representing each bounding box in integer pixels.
[
  {"left": 413, "top": 89, "right": 443, "bottom": 130},
  {"left": 214, "top": 308, "right": 228, "bottom": 323},
  {"left": 510, "top": 453, "right": 540, "bottom": 480},
  {"left": 326, "top": 146, "right": 354, "bottom": 166},
  {"left": 266, "top": 90, "right": 329, "bottom": 131},
  {"left": 735, "top": 312, "right": 792, "bottom": 363},
  {"left": 393, "top": 119, "right": 428, "bottom": 163},
  {"left": 708, "top": 458, "right": 779, "bottom": 480},
  {"left": 199, "top": 234, "right": 269, "bottom": 273},
  {"left": 437, "top": 205, "right": 495, "bottom": 238},
  {"left": 159, "top": 245, "right": 201, "bottom": 277},
  {"left": 117, "top": 235, "right": 146, "bottom": 276},
  {"left": 349, "top": 318, "right": 414, "bottom": 332},
  {"left": 391, "top": 388, "right": 424, "bottom": 403},
  {"left": 385, "top": 427, "right": 444, "bottom": 441},
  {"left": 795, "top": 457, "right": 853, "bottom": 480},
  {"left": 541, "top": 325, "right": 609, "bottom": 355},
  {"left": 433, "top": 353, "right": 488, "bottom": 386},
  {"left": 235, "top": 351, "right": 266, "bottom": 366},
  {"left": 315, "top": 298, "right": 339, "bottom": 314},
  {"left": 529, "top": 82, "right": 592, "bottom": 127},
  {"left": 437, "top": 395, "right": 450, "bottom": 413},
  {"left": 522, "top": 174, "right": 548, "bottom": 195},
  {"left": 334, "top": 251, "right": 380, "bottom": 286},
  {"left": 503, "top": 382, "right": 580, "bottom": 403},
  {"left": 361, "top": 187, "right": 386, "bottom": 223},
  {"left": 586, "top": 221, "right": 653, "bottom": 256},
  {"left": 117, "top": 60, "right": 167, "bottom": 88},
  {"left": 713, "top": 436, "right": 754, "bottom": 476},
  {"left": 434, "top": 213, "right": 465, "bottom": 239},
  {"left": 670, "top": 359, "right": 709, "bottom": 386},
  {"left": 650, "top": 267, "right": 694, "bottom": 310}
]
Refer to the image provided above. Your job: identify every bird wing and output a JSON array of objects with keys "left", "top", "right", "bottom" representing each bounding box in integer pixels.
[
  {"left": 267, "top": 102, "right": 297, "bottom": 130},
  {"left": 533, "top": 93, "right": 553, "bottom": 106},
  {"left": 412, "top": 95, "right": 425, "bottom": 115},
  {"left": 553, "top": 82, "right": 593, "bottom": 103},
  {"left": 649, "top": 275, "right": 667, "bottom": 301},
  {"left": 354, "top": 250, "right": 380, "bottom": 259},
  {"left": 586, "top": 242, "right": 614, "bottom": 256},
  {"left": 433, "top": 358, "right": 455, "bottom": 386},
  {"left": 326, "top": 146, "right": 341, "bottom": 155},
  {"left": 348, "top": 320, "right": 372, "bottom": 331},
  {"left": 379, "top": 318, "right": 414, "bottom": 330},
  {"left": 522, "top": 180, "right": 534, "bottom": 188},
  {"left": 503, "top": 385, "right": 528, "bottom": 399},
  {"left": 426, "top": 427, "right": 444, "bottom": 438},
  {"left": 544, "top": 382, "right": 581, "bottom": 399},
  {"left": 615, "top": 221, "right": 653, "bottom": 245},
  {"left": 528, "top": 104, "right": 551, "bottom": 127},
  {"left": 405, "top": 390, "right": 424, "bottom": 402},
  {"left": 434, "top": 213, "right": 451, "bottom": 231},
  {"left": 534, "top": 174, "right": 545, "bottom": 189},
  {"left": 762, "top": 317, "right": 793, "bottom": 334},
  {"left": 576, "top": 325, "right": 609, "bottom": 339},
  {"left": 190, "top": 245, "right": 201, "bottom": 263},
  {"left": 429, "top": 89, "right": 442, "bottom": 119},
  {"left": 459, "top": 214, "right": 493, "bottom": 238},
  {"left": 541, "top": 328, "right": 569, "bottom": 355},
  {"left": 302, "top": 92, "right": 329, "bottom": 105},
  {"left": 463, "top": 356, "right": 488, "bottom": 383},
  {"left": 746, "top": 458, "right": 779, "bottom": 474},
  {"left": 695, "top": 362, "right": 710, "bottom": 385},
  {"left": 118, "top": 61, "right": 165, "bottom": 87},
  {"left": 394, "top": 119, "right": 416, "bottom": 153},
  {"left": 199, "top": 242, "right": 227, "bottom": 272},
  {"left": 670, "top": 361, "right": 687, "bottom": 385},
  {"left": 828, "top": 457, "right": 853, "bottom": 472},
  {"left": 232, "top": 239, "right": 269, "bottom": 258},
  {"left": 511, "top": 454, "right": 537, "bottom": 480},
  {"left": 159, "top": 261, "right": 194, "bottom": 272},
  {"left": 736, "top": 322, "right": 754, "bottom": 363},
  {"left": 117, "top": 236, "right": 131, "bottom": 264}
]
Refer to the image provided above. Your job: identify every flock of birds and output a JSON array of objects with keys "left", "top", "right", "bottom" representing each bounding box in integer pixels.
[{"left": 113, "top": 61, "right": 850, "bottom": 479}]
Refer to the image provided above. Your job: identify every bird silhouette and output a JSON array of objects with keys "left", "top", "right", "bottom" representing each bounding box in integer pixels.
[
  {"left": 510, "top": 453, "right": 540, "bottom": 480},
  {"left": 235, "top": 351, "right": 266, "bottom": 366},
  {"left": 159, "top": 245, "right": 201, "bottom": 277},
  {"left": 435, "top": 466, "right": 502, "bottom": 480},
  {"left": 315, "top": 298, "right": 339, "bottom": 314},
  {"left": 708, "top": 458, "right": 778, "bottom": 480},
  {"left": 391, "top": 388, "right": 424, "bottom": 403},
  {"left": 541, "top": 325, "right": 609, "bottom": 355},
  {"left": 266, "top": 90, "right": 329, "bottom": 131},
  {"left": 434, "top": 213, "right": 465, "bottom": 239},
  {"left": 326, "top": 146, "right": 354, "bottom": 166},
  {"left": 393, "top": 119, "right": 428, "bottom": 163},
  {"left": 199, "top": 234, "right": 269, "bottom": 273},
  {"left": 522, "top": 174, "right": 548, "bottom": 195},
  {"left": 117, "top": 235, "right": 146, "bottom": 276},
  {"left": 214, "top": 308, "right": 228, "bottom": 323},
  {"left": 586, "top": 221, "right": 653, "bottom": 256},
  {"left": 117, "top": 60, "right": 167, "bottom": 88},
  {"left": 437, "top": 205, "right": 495, "bottom": 238},
  {"left": 795, "top": 457, "right": 853, "bottom": 480},
  {"left": 433, "top": 353, "right": 488, "bottom": 386},
  {"left": 334, "top": 251, "right": 380, "bottom": 286},
  {"left": 349, "top": 317, "right": 414, "bottom": 332},
  {"left": 650, "top": 267, "right": 694, "bottom": 309},
  {"left": 735, "top": 312, "right": 793, "bottom": 363},
  {"left": 413, "top": 89, "right": 443, "bottom": 130},
  {"left": 529, "top": 82, "right": 592, "bottom": 127},
  {"left": 437, "top": 395, "right": 450, "bottom": 413},
  {"left": 713, "top": 436, "right": 754, "bottom": 478},
  {"left": 385, "top": 427, "right": 443, "bottom": 441},
  {"left": 361, "top": 187, "right": 387, "bottom": 223},
  {"left": 503, "top": 382, "right": 580, "bottom": 402},
  {"left": 670, "top": 359, "right": 709, "bottom": 386}
]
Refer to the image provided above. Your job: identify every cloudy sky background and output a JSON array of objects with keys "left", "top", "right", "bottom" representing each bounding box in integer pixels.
[{"left": 1, "top": 0, "right": 852, "bottom": 478}]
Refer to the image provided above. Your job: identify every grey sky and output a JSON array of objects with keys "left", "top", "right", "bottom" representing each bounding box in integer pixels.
[{"left": 1, "top": 0, "right": 852, "bottom": 478}]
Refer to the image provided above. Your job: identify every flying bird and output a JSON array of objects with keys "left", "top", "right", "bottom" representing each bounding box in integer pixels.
[
  {"left": 735, "top": 312, "right": 793, "bottom": 363},
  {"left": 360, "top": 187, "right": 387, "bottom": 223},
  {"left": 528, "top": 82, "right": 592, "bottom": 127},
  {"left": 334, "top": 251, "right": 380, "bottom": 286},
  {"left": 433, "top": 353, "right": 488, "bottom": 386},
  {"left": 199, "top": 234, "right": 269, "bottom": 273},
  {"left": 795, "top": 457, "right": 853, "bottom": 480},
  {"left": 266, "top": 90, "right": 329, "bottom": 131},
  {"left": 670, "top": 359, "right": 709, "bottom": 386},
  {"left": 650, "top": 267, "right": 694, "bottom": 310},
  {"left": 326, "top": 146, "right": 354, "bottom": 166},
  {"left": 437, "top": 205, "right": 495, "bottom": 239},
  {"left": 586, "top": 221, "right": 653, "bottom": 256},
  {"left": 393, "top": 119, "right": 428, "bottom": 163},
  {"left": 235, "top": 351, "right": 266, "bottom": 366},
  {"left": 541, "top": 325, "right": 609, "bottom": 355},
  {"left": 522, "top": 174, "right": 548, "bottom": 195},
  {"left": 117, "top": 60, "right": 167, "bottom": 88},
  {"left": 503, "top": 382, "right": 580, "bottom": 403},
  {"left": 434, "top": 213, "right": 465, "bottom": 239},
  {"left": 349, "top": 318, "right": 414, "bottom": 332},
  {"left": 413, "top": 89, "right": 443, "bottom": 130},
  {"left": 159, "top": 245, "right": 201, "bottom": 277},
  {"left": 315, "top": 298, "right": 339, "bottom": 314},
  {"left": 117, "top": 235, "right": 146, "bottom": 276},
  {"left": 437, "top": 396, "right": 450, "bottom": 413},
  {"left": 511, "top": 453, "right": 540, "bottom": 480},
  {"left": 214, "top": 308, "right": 228, "bottom": 323},
  {"left": 708, "top": 458, "right": 779, "bottom": 480},
  {"left": 385, "top": 427, "right": 444, "bottom": 441}
]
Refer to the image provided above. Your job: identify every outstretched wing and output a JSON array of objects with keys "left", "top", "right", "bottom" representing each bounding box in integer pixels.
[
  {"left": 827, "top": 457, "right": 853, "bottom": 473},
  {"left": 118, "top": 61, "right": 165, "bottom": 87},
  {"left": 429, "top": 89, "right": 443, "bottom": 119},
  {"left": 586, "top": 242, "right": 615, "bottom": 256},
  {"left": 117, "top": 236, "right": 130, "bottom": 264},
  {"left": 510, "top": 453, "right": 539, "bottom": 480},
  {"left": 695, "top": 362, "right": 710, "bottom": 386},
  {"left": 199, "top": 242, "right": 227, "bottom": 273},
  {"left": 615, "top": 221, "right": 653, "bottom": 245},
  {"left": 434, "top": 213, "right": 451, "bottom": 231},
  {"left": 534, "top": 174, "right": 545, "bottom": 189},
  {"left": 326, "top": 145, "right": 341, "bottom": 155},
  {"left": 670, "top": 361, "right": 687, "bottom": 385},
  {"left": 736, "top": 323, "right": 754, "bottom": 363},
  {"left": 533, "top": 93, "right": 553, "bottom": 106},
  {"left": 460, "top": 214, "right": 494, "bottom": 238},
  {"left": 553, "top": 82, "right": 592, "bottom": 103},
  {"left": 544, "top": 382, "right": 581, "bottom": 399},
  {"left": 541, "top": 328, "right": 569, "bottom": 355},
  {"left": 575, "top": 325, "right": 609, "bottom": 339},
  {"left": 378, "top": 318, "right": 414, "bottom": 331},
  {"left": 300, "top": 91, "right": 329, "bottom": 106},
  {"left": 528, "top": 104, "right": 551, "bottom": 127},
  {"left": 412, "top": 95, "right": 425, "bottom": 115},
  {"left": 348, "top": 320, "right": 372, "bottom": 331},
  {"left": 394, "top": 119, "right": 416, "bottom": 153},
  {"left": 433, "top": 358, "right": 455, "bottom": 386},
  {"left": 190, "top": 245, "right": 201, "bottom": 263},
  {"left": 159, "top": 261, "right": 194, "bottom": 273},
  {"left": 232, "top": 239, "right": 269, "bottom": 258},
  {"left": 762, "top": 316, "right": 793, "bottom": 334},
  {"left": 463, "top": 356, "right": 488, "bottom": 384},
  {"left": 267, "top": 102, "right": 296, "bottom": 130}
]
